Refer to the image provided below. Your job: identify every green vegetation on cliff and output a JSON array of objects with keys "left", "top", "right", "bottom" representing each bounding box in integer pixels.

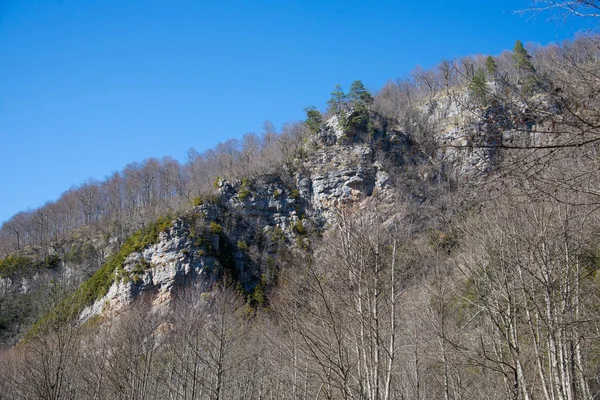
[{"left": 27, "top": 215, "right": 173, "bottom": 337}]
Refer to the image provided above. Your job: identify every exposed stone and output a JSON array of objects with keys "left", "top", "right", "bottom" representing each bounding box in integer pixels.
[
  {"left": 79, "top": 104, "right": 516, "bottom": 324},
  {"left": 79, "top": 221, "right": 217, "bottom": 323}
]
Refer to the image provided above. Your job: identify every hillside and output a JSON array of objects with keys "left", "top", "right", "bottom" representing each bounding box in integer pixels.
[{"left": 1, "top": 31, "right": 600, "bottom": 399}]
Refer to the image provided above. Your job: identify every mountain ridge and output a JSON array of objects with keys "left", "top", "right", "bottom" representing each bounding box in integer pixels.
[{"left": 2, "top": 32, "right": 600, "bottom": 399}]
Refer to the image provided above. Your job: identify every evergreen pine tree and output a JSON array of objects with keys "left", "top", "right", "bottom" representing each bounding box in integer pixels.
[
  {"left": 513, "top": 40, "right": 537, "bottom": 95},
  {"left": 485, "top": 56, "right": 497, "bottom": 79},
  {"left": 469, "top": 68, "right": 487, "bottom": 103},
  {"left": 347, "top": 80, "right": 374, "bottom": 137},
  {"left": 327, "top": 84, "right": 348, "bottom": 129},
  {"left": 347, "top": 80, "right": 374, "bottom": 110},
  {"left": 304, "top": 106, "right": 323, "bottom": 134},
  {"left": 512, "top": 40, "right": 535, "bottom": 72},
  {"left": 327, "top": 84, "right": 346, "bottom": 114}
]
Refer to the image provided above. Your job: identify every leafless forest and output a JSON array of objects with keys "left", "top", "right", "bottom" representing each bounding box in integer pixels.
[{"left": 2, "top": 2, "right": 600, "bottom": 399}]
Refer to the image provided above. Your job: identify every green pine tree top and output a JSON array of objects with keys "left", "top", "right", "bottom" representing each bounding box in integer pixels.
[
  {"left": 469, "top": 68, "right": 487, "bottom": 103},
  {"left": 304, "top": 106, "right": 323, "bottom": 134},
  {"left": 485, "top": 56, "right": 497, "bottom": 78},
  {"left": 348, "top": 80, "right": 374, "bottom": 110},
  {"left": 327, "top": 84, "right": 346, "bottom": 115},
  {"left": 513, "top": 40, "right": 534, "bottom": 72}
]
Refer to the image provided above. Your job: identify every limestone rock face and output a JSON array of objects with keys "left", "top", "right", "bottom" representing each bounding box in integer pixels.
[
  {"left": 427, "top": 89, "right": 560, "bottom": 179},
  {"left": 436, "top": 124, "right": 501, "bottom": 177},
  {"left": 217, "top": 175, "right": 305, "bottom": 235},
  {"left": 308, "top": 163, "right": 378, "bottom": 220},
  {"left": 78, "top": 117, "right": 415, "bottom": 323},
  {"left": 80, "top": 218, "right": 217, "bottom": 322},
  {"left": 300, "top": 131, "right": 401, "bottom": 224},
  {"left": 79, "top": 103, "right": 526, "bottom": 323}
]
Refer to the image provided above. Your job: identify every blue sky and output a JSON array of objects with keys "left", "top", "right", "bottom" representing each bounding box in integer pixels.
[{"left": 0, "top": 0, "right": 594, "bottom": 224}]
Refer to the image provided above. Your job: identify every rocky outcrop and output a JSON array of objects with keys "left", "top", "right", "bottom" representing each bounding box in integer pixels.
[
  {"left": 429, "top": 87, "right": 561, "bottom": 178},
  {"left": 79, "top": 102, "right": 525, "bottom": 323},
  {"left": 217, "top": 175, "right": 307, "bottom": 236},
  {"left": 301, "top": 144, "right": 389, "bottom": 222},
  {"left": 79, "top": 218, "right": 218, "bottom": 322},
  {"left": 297, "top": 118, "right": 408, "bottom": 223},
  {"left": 77, "top": 118, "right": 413, "bottom": 322}
]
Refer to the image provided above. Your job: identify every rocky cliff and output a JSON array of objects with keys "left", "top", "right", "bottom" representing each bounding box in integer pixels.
[
  {"left": 8, "top": 88, "right": 555, "bottom": 333},
  {"left": 76, "top": 115, "right": 415, "bottom": 322}
]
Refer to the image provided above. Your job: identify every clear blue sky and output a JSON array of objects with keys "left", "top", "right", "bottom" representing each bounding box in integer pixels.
[{"left": 0, "top": 0, "right": 594, "bottom": 224}]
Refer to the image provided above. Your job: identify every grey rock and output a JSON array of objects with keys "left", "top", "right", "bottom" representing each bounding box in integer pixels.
[{"left": 79, "top": 221, "right": 218, "bottom": 323}]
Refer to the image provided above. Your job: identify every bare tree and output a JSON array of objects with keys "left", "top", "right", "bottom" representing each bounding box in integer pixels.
[
  {"left": 15, "top": 286, "right": 83, "bottom": 400},
  {"left": 525, "top": 1, "right": 600, "bottom": 19},
  {"left": 164, "top": 282, "right": 252, "bottom": 400},
  {"left": 457, "top": 195, "right": 598, "bottom": 400}
]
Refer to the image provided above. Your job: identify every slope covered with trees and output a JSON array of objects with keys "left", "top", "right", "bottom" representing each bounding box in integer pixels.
[{"left": 2, "top": 3, "right": 600, "bottom": 397}]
